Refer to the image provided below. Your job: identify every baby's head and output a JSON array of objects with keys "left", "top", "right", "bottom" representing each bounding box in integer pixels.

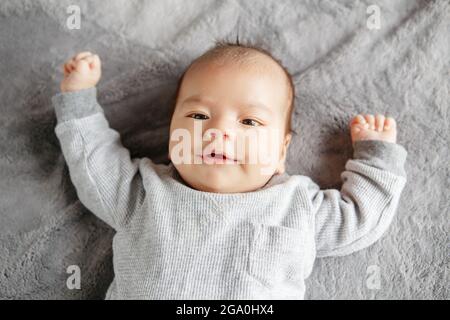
[{"left": 168, "top": 41, "right": 294, "bottom": 193}]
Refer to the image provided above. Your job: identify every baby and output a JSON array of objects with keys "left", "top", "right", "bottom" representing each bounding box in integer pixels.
[{"left": 52, "top": 43, "right": 407, "bottom": 299}]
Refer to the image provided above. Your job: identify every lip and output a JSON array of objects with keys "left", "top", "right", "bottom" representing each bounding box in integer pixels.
[{"left": 197, "top": 152, "right": 239, "bottom": 164}]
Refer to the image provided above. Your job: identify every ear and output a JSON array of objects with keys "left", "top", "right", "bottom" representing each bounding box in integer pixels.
[{"left": 275, "top": 132, "right": 292, "bottom": 175}]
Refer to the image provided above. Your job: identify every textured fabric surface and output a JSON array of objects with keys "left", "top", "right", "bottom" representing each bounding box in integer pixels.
[
  {"left": 53, "top": 88, "right": 406, "bottom": 299},
  {"left": 0, "top": 0, "right": 448, "bottom": 299}
]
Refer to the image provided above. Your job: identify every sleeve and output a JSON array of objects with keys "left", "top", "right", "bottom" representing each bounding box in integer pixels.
[
  {"left": 307, "top": 140, "right": 408, "bottom": 258},
  {"left": 52, "top": 87, "right": 146, "bottom": 231}
]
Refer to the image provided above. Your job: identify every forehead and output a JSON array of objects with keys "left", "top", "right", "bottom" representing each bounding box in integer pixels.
[
  {"left": 179, "top": 94, "right": 275, "bottom": 117},
  {"left": 177, "top": 56, "right": 289, "bottom": 112}
]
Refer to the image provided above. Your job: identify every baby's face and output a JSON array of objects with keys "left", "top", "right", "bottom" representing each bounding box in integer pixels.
[{"left": 168, "top": 56, "right": 292, "bottom": 193}]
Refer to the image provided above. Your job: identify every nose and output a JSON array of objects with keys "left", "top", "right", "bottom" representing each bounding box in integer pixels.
[
  {"left": 205, "top": 117, "right": 235, "bottom": 140},
  {"left": 210, "top": 131, "right": 230, "bottom": 139}
]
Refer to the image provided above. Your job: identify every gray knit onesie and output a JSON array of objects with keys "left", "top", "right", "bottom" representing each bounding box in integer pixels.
[{"left": 52, "top": 87, "right": 407, "bottom": 299}]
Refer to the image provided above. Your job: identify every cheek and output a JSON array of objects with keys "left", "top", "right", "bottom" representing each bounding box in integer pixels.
[
  {"left": 240, "top": 162, "right": 275, "bottom": 180},
  {"left": 168, "top": 119, "right": 195, "bottom": 148},
  {"left": 240, "top": 130, "right": 281, "bottom": 165}
]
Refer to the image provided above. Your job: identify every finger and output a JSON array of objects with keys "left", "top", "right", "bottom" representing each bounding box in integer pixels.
[
  {"left": 74, "top": 59, "right": 90, "bottom": 73},
  {"left": 351, "top": 124, "right": 362, "bottom": 133},
  {"left": 66, "top": 60, "right": 77, "bottom": 71},
  {"left": 350, "top": 114, "right": 366, "bottom": 126},
  {"left": 74, "top": 51, "right": 93, "bottom": 61},
  {"left": 82, "top": 55, "right": 99, "bottom": 69},
  {"left": 91, "top": 54, "right": 101, "bottom": 69},
  {"left": 365, "top": 114, "right": 375, "bottom": 129},
  {"left": 350, "top": 114, "right": 361, "bottom": 126},
  {"left": 63, "top": 63, "right": 71, "bottom": 76},
  {"left": 375, "top": 114, "right": 385, "bottom": 132},
  {"left": 62, "top": 63, "right": 68, "bottom": 74},
  {"left": 355, "top": 116, "right": 370, "bottom": 129},
  {"left": 82, "top": 55, "right": 95, "bottom": 65},
  {"left": 355, "top": 114, "right": 366, "bottom": 124},
  {"left": 384, "top": 117, "right": 396, "bottom": 130}
]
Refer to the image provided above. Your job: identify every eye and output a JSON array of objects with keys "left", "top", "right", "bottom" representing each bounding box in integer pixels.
[
  {"left": 187, "top": 113, "right": 209, "bottom": 120},
  {"left": 241, "top": 119, "right": 262, "bottom": 127}
]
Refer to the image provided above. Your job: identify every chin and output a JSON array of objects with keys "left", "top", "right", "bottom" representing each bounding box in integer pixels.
[
  {"left": 180, "top": 165, "right": 251, "bottom": 193},
  {"left": 198, "top": 184, "right": 226, "bottom": 193},
  {"left": 198, "top": 174, "right": 231, "bottom": 192}
]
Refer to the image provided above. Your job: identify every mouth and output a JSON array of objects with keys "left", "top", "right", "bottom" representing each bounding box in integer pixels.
[{"left": 198, "top": 151, "right": 239, "bottom": 164}]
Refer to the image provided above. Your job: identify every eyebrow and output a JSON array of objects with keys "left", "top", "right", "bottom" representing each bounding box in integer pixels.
[{"left": 181, "top": 95, "right": 273, "bottom": 114}]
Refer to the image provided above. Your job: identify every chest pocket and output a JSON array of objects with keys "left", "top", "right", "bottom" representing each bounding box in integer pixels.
[{"left": 247, "top": 223, "right": 305, "bottom": 288}]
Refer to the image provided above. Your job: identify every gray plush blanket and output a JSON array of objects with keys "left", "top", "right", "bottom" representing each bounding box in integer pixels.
[{"left": 0, "top": 0, "right": 448, "bottom": 299}]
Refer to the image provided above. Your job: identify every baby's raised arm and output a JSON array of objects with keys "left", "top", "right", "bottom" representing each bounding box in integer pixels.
[
  {"left": 307, "top": 114, "right": 407, "bottom": 258},
  {"left": 53, "top": 52, "right": 146, "bottom": 230}
]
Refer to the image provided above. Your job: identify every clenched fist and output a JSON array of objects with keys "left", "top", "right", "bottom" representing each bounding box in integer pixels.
[{"left": 60, "top": 51, "right": 101, "bottom": 92}]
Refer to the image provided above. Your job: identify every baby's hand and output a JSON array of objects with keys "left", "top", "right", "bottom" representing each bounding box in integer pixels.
[
  {"left": 350, "top": 114, "right": 397, "bottom": 144},
  {"left": 60, "top": 51, "right": 101, "bottom": 92}
]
